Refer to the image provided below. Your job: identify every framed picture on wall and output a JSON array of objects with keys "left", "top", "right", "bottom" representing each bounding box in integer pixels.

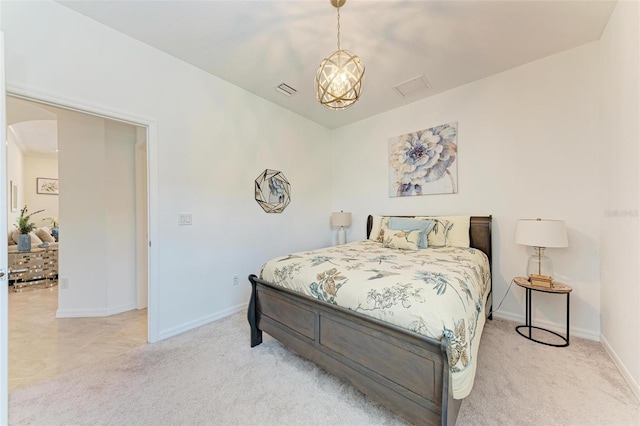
[
  {"left": 388, "top": 122, "right": 458, "bottom": 197},
  {"left": 36, "top": 177, "right": 59, "bottom": 195},
  {"left": 10, "top": 180, "right": 18, "bottom": 212}
]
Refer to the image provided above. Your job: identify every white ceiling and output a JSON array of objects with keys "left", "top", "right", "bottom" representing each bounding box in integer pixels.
[
  {"left": 50, "top": 1, "right": 615, "bottom": 129},
  {"left": 6, "top": 96, "right": 59, "bottom": 155}
]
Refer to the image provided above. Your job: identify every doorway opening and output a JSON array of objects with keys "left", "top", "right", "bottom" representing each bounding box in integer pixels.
[{"left": 5, "top": 94, "right": 151, "bottom": 391}]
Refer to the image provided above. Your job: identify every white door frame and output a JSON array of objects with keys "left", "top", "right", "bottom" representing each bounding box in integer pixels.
[
  {"left": 135, "top": 131, "right": 148, "bottom": 310},
  {"left": 4, "top": 85, "right": 160, "bottom": 344},
  {"left": 1, "top": 31, "right": 10, "bottom": 425}
]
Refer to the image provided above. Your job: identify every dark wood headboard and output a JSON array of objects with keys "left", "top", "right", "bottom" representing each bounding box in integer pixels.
[{"left": 366, "top": 215, "right": 492, "bottom": 266}]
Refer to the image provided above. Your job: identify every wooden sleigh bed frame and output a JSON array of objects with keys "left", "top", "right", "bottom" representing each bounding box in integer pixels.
[{"left": 248, "top": 215, "right": 492, "bottom": 426}]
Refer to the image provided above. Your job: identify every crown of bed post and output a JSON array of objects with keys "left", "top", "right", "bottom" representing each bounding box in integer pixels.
[{"left": 366, "top": 215, "right": 374, "bottom": 239}]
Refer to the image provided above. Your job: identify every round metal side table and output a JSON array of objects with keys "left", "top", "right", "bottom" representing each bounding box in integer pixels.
[{"left": 514, "top": 277, "right": 572, "bottom": 347}]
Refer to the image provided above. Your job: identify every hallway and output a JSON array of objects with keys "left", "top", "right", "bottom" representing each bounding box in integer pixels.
[{"left": 8, "top": 286, "right": 146, "bottom": 392}]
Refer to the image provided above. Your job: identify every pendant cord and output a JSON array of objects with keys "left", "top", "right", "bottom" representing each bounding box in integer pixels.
[{"left": 336, "top": 6, "right": 341, "bottom": 51}]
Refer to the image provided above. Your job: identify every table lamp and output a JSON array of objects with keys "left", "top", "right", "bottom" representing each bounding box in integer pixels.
[
  {"left": 514, "top": 218, "right": 568, "bottom": 283},
  {"left": 331, "top": 211, "right": 352, "bottom": 245}
]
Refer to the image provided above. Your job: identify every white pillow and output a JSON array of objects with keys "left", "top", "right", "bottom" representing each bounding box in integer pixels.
[
  {"left": 382, "top": 228, "right": 421, "bottom": 251},
  {"left": 29, "top": 232, "right": 43, "bottom": 245},
  {"left": 415, "top": 215, "right": 470, "bottom": 247},
  {"left": 368, "top": 215, "right": 390, "bottom": 242},
  {"left": 36, "top": 228, "right": 56, "bottom": 243},
  {"left": 388, "top": 217, "right": 435, "bottom": 249}
]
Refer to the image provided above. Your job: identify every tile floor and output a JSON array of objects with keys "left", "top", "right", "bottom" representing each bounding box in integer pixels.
[{"left": 8, "top": 285, "right": 147, "bottom": 392}]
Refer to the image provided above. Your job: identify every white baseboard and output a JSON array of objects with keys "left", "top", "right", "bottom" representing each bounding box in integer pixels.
[
  {"left": 56, "top": 303, "right": 137, "bottom": 318},
  {"left": 157, "top": 303, "right": 248, "bottom": 341},
  {"left": 491, "top": 310, "right": 600, "bottom": 341},
  {"left": 600, "top": 334, "right": 640, "bottom": 402}
]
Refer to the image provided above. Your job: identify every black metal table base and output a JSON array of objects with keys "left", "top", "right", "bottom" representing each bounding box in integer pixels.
[
  {"left": 515, "top": 287, "right": 570, "bottom": 347},
  {"left": 515, "top": 325, "right": 569, "bottom": 347}
]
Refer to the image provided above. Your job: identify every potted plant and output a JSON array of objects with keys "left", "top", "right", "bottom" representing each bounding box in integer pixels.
[{"left": 15, "top": 205, "right": 44, "bottom": 252}]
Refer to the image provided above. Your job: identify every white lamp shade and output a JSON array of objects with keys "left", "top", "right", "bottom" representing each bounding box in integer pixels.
[
  {"left": 514, "top": 219, "right": 568, "bottom": 248},
  {"left": 331, "top": 211, "right": 352, "bottom": 228}
]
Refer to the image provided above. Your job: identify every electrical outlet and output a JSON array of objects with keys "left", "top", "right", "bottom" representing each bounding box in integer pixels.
[
  {"left": 61, "top": 278, "right": 69, "bottom": 289},
  {"left": 233, "top": 275, "right": 239, "bottom": 286}
]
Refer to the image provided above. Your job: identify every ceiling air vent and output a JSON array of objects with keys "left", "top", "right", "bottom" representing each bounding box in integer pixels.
[
  {"left": 275, "top": 83, "right": 298, "bottom": 97},
  {"left": 393, "top": 74, "right": 431, "bottom": 98}
]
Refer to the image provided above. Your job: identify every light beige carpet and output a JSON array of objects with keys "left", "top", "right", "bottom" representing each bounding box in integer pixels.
[{"left": 9, "top": 312, "right": 640, "bottom": 425}]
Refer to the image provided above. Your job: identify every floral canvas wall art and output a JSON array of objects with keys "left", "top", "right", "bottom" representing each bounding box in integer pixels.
[{"left": 388, "top": 122, "right": 458, "bottom": 197}]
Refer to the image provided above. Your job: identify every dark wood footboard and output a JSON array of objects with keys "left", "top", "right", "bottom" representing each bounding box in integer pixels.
[{"left": 248, "top": 274, "right": 460, "bottom": 426}]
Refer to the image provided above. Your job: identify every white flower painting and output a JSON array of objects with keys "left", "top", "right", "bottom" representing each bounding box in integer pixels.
[{"left": 388, "top": 122, "right": 458, "bottom": 197}]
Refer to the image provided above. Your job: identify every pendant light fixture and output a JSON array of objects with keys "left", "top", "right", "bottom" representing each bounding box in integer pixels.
[{"left": 315, "top": 0, "right": 365, "bottom": 110}]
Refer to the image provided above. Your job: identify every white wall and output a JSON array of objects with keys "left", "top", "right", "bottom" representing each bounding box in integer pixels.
[
  {"left": 57, "top": 110, "right": 109, "bottom": 315},
  {"left": 6, "top": 125, "right": 59, "bottom": 231},
  {"left": 55, "top": 110, "right": 143, "bottom": 317},
  {"left": 331, "top": 43, "right": 602, "bottom": 339},
  {"left": 1, "top": 1, "right": 332, "bottom": 338},
  {"left": 599, "top": 1, "right": 640, "bottom": 399},
  {"left": 23, "top": 153, "right": 58, "bottom": 228},
  {"left": 104, "top": 120, "right": 138, "bottom": 313},
  {"left": 5, "top": 129, "right": 23, "bottom": 230}
]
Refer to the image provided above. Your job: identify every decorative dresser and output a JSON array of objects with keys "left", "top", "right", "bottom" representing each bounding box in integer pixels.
[{"left": 8, "top": 245, "right": 59, "bottom": 291}]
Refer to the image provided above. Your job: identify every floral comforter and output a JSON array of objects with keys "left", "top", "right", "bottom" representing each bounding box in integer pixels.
[{"left": 259, "top": 240, "right": 491, "bottom": 399}]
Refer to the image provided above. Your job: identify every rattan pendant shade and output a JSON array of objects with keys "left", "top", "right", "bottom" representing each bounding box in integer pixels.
[{"left": 315, "top": 0, "right": 364, "bottom": 110}]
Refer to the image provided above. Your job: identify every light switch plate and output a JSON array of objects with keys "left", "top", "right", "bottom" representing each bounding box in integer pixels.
[{"left": 178, "top": 213, "right": 192, "bottom": 226}]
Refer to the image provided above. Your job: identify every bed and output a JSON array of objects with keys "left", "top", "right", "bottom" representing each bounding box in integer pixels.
[{"left": 248, "top": 215, "right": 492, "bottom": 425}]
